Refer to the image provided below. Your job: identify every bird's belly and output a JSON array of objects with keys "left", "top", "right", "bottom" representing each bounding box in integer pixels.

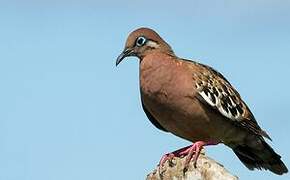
[{"left": 142, "top": 93, "right": 217, "bottom": 142}]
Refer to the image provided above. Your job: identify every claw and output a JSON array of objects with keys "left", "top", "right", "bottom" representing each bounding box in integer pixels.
[{"left": 159, "top": 153, "right": 174, "bottom": 167}]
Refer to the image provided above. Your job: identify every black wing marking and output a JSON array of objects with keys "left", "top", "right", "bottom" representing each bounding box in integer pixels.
[{"left": 141, "top": 101, "right": 168, "bottom": 132}]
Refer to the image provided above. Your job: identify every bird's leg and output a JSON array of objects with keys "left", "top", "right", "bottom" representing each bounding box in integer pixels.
[
  {"left": 158, "top": 145, "right": 193, "bottom": 174},
  {"left": 183, "top": 140, "right": 219, "bottom": 171},
  {"left": 159, "top": 145, "right": 192, "bottom": 167},
  {"left": 159, "top": 140, "right": 219, "bottom": 171}
]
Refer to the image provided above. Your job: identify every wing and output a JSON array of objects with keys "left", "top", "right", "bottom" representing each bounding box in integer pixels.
[
  {"left": 189, "top": 61, "right": 271, "bottom": 140},
  {"left": 141, "top": 100, "right": 168, "bottom": 132}
]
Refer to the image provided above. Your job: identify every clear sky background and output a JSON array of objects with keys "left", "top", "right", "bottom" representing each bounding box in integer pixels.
[{"left": 0, "top": 1, "right": 289, "bottom": 180}]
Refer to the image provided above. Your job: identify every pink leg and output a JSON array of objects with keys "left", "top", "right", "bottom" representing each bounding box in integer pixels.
[
  {"left": 159, "top": 145, "right": 192, "bottom": 167},
  {"left": 159, "top": 140, "right": 219, "bottom": 172}
]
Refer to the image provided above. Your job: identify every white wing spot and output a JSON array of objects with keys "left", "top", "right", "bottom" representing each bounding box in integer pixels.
[
  {"left": 218, "top": 106, "right": 233, "bottom": 119},
  {"left": 199, "top": 91, "right": 216, "bottom": 106},
  {"left": 229, "top": 97, "right": 236, "bottom": 107}
]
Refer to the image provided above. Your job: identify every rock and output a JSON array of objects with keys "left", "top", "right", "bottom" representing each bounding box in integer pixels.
[{"left": 146, "top": 150, "right": 238, "bottom": 180}]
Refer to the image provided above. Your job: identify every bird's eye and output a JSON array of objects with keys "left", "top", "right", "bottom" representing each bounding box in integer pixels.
[{"left": 136, "top": 36, "right": 147, "bottom": 47}]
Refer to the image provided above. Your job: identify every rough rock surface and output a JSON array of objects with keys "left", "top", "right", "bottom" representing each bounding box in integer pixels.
[{"left": 146, "top": 151, "right": 238, "bottom": 180}]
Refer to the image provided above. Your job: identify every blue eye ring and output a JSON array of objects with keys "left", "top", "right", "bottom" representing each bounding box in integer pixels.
[{"left": 136, "top": 36, "right": 147, "bottom": 47}]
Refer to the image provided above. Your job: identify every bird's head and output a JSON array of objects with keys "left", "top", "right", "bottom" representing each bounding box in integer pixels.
[{"left": 116, "top": 27, "right": 174, "bottom": 66}]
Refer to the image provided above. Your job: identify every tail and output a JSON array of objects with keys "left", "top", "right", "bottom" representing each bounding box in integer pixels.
[{"left": 232, "top": 138, "right": 288, "bottom": 175}]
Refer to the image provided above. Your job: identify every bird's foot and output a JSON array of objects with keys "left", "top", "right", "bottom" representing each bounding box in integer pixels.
[
  {"left": 158, "top": 145, "right": 192, "bottom": 174},
  {"left": 159, "top": 145, "right": 192, "bottom": 168},
  {"left": 158, "top": 140, "right": 219, "bottom": 173}
]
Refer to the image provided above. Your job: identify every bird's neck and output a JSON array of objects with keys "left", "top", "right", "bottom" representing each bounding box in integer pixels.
[{"left": 140, "top": 51, "right": 175, "bottom": 77}]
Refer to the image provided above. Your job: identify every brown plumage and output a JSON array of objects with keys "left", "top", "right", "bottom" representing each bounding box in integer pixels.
[{"left": 116, "top": 27, "right": 288, "bottom": 175}]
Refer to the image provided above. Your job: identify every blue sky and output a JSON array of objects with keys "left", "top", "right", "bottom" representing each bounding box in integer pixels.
[{"left": 0, "top": 1, "right": 289, "bottom": 180}]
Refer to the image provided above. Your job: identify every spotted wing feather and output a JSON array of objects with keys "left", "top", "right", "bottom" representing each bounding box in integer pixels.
[{"left": 191, "top": 62, "right": 271, "bottom": 139}]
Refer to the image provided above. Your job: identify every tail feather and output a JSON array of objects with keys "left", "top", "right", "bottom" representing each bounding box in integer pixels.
[{"left": 232, "top": 139, "right": 288, "bottom": 175}]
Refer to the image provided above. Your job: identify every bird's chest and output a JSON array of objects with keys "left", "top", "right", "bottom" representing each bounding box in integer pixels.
[
  {"left": 140, "top": 58, "right": 193, "bottom": 102},
  {"left": 140, "top": 68, "right": 212, "bottom": 141},
  {"left": 140, "top": 66, "right": 186, "bottom": 123},
  {"left": 140, "top": 66, "right": 187, "bottom": 107},
  {"left": 141, "top": 90, "right": 212, "bottom": 142}
]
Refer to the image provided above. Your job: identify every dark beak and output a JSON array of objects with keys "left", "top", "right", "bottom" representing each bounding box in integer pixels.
[{"left": 116, "top": 48, "right": 134, "bottom": 66}]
